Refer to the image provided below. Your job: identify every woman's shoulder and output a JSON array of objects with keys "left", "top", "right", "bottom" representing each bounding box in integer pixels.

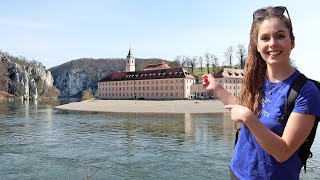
[{"left": 294, "top": 74, "right": 320, "bottom": 116}]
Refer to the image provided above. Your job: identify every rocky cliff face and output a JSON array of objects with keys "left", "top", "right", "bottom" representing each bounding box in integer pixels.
[
  {"left": 53, "top": 69, "right": 88, "bottom": 97},
  {"left": 0, "top": 55, "right": 59, "bottom": 100}
]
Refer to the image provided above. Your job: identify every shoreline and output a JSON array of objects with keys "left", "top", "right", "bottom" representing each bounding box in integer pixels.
[{"left": 54, "top": 99, "right": 228, "bottom": 113}]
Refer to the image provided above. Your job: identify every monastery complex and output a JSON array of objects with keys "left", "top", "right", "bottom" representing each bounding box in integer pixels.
[{"left": 98, "top": 49, "right": 244, "bottom": 100}]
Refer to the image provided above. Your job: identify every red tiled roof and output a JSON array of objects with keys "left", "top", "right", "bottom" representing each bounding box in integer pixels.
[
  {"left": 143, "top": 61, "right": 170, "bottom": 70},
  {"left": 99, "top": 68, "right": 195, "bottom": 82},
  {"left": 213, "top": 68, "right": 244, "bottom": 78}
]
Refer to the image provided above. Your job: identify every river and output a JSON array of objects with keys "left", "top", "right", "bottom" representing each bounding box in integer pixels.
[{"left": 0, "top": 100, "right": 319, "bottom": 179}]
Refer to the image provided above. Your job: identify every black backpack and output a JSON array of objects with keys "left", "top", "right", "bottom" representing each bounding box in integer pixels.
[
  {"left": 279, "top": 73, "right": 320, "bottom": 172},
  {"left": 235, "top": 73, "right": 320, "bottom": 172}
]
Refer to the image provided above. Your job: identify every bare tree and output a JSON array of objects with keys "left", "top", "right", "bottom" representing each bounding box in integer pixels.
[
  {"left": 199, "top": 56, "right": 203, "bottom": 73},
  {"left": 174, "top": 55, "right": 188, "bottom": 67},
  {"left": 174, "top": 55, "right": 183, "bottom": 67},
  {"left": 204, "top": 52, "right": 211, "bottom": 74},
  {"left": 237, "top": 44, "right": 246, "bottom": 69},
  {"left": 224, "top": 46, "right": 234, "bottom": 67},
  {"left": 211, "top": 54, "right": 219, "bottom": 74},
  {"left": 190, "top": 56, "right": 198, "bottom": 75},
  {"left": 185, "top": 56, "right": 191, "bottom": 67}
]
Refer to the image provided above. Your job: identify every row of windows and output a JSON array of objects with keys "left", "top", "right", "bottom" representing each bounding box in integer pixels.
[
  {"left": 219, "top": 79, "right": 242, "bottom": 84},
  {"left": 99, "top": 92, "right": 183, "bottom": 97},
  {"left": 99, "top": 85, "right": 186, "bottom": 91},
  {"left": 125, "top": 72, "right": 183, "bottom": 78},
  {"left": 100, "top": 79, "right": 191, "bottom": 87},
  {"left": 225, "top": 86, "right": 241, "bottom": 90}
]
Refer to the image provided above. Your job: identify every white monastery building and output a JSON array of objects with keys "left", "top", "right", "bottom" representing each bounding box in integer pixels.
[{"left": 98, "top": 49, "right": 196, "bottom": 100}]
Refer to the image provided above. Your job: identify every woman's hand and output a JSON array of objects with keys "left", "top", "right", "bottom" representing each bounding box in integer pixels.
[
  {"left": 224, "top": 104, "right": 255, "bottom": 123},
  {"left": 202, "top": 74, "right": 219, "bottom": 91}
]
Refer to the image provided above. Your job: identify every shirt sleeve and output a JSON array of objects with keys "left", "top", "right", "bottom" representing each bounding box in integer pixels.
[{"left": 293, "top": 80, "right": 320, "bottom": 118}]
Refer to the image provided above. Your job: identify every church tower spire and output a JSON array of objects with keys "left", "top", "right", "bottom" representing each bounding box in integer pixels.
[{"left": 125, "top": 47, "right": 135, "bottom": 72}]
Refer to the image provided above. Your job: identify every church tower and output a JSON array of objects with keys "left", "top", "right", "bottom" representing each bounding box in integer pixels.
[{"left": 125, "top": 47, "right": 135, "bottom": 72}]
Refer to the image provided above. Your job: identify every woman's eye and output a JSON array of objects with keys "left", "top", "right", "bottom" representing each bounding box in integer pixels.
[
  {"left": 277, "top": 34, "right": 285, "bottom": 39},
  {"left": 260, "top": 36, "right": 269, "bottom": 41}
]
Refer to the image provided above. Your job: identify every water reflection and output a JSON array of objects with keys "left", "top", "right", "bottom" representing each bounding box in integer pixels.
[{"left": 0, "top": 100, "right": 319, "bottom": 179}]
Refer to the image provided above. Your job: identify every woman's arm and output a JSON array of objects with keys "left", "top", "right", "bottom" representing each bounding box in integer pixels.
[
  {"left": 202, "top": 74, "right": 240, "bottom": 105},
  {"left": 225, "top": 104, "right": 315, "bottom": 162}
]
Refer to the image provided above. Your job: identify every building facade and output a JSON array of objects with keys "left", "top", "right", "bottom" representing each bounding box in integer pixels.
[
  {"left": 190, "top": 68, "right": 244, "bottom": 99},
  {"left": 214, "top": 68, "right": 244, "bottom": 98},
  {"left": 98, "top": 49, "right": 196, "bottom": 100}
]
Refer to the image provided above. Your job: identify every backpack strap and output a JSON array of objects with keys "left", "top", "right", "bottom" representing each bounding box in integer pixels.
[
  {"left": 278, "top": 73, "right": 319, "bottom": 172},
  {"left": 278, "top": 74, "right": 308, "bottom": 122}
]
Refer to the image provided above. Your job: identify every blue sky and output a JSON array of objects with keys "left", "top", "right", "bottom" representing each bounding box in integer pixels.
[{"left": 0, "top": 0, "right": 319, "bottom": 80}]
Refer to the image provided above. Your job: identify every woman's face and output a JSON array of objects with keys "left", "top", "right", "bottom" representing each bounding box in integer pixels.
[{"left": 256, "top": 18, "right": 294, "bottom": 66}]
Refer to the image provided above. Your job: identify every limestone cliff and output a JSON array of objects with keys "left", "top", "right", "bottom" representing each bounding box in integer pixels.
[{"left": 0, "top": 54, "right": 60, "bottom": 100}]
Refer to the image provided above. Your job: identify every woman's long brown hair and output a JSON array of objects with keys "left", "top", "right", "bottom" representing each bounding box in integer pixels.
[{"left": 240, "top": 6, "right": 294, "bottom": 115}]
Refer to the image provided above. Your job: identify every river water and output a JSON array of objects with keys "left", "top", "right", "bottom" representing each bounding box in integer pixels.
[{"left": 0, "top": 100, "right": 319, "bottom": 179}]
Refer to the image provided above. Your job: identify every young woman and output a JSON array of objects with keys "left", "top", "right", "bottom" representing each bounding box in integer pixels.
[{"left": 202, "top": 6, "right": 320, "bottom": 179}]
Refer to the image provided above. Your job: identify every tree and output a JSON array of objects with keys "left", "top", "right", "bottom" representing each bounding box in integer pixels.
[
  {"left": 173, "top": 55, "right": 183, "bottom": 67},
  {"left": 199, "top": 56, "right": 203, "bottom": 73},
  {"left": 237, "top": 44, "right": 246, "bottom": 69},
  {"left": 190, "top": 56, "right": 198, "bottom": 75},
  {"left": 204, "top": 53, "right": 211, "bottom": 74},
  {"left": 224, "top": 46, "right": 234, "bottom": 67},
  {"left": 211, "top": 54, "right": 219, "bottom": 74}
]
